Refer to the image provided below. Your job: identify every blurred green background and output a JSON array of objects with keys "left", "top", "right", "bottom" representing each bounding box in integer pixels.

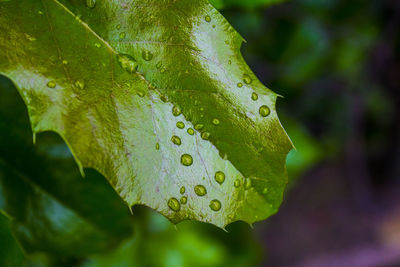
[{"left": 1, "top": 0, "right": 400, "bottom": 266}]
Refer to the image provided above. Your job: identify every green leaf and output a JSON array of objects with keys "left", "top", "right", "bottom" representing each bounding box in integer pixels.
[
  {"left": 0, "top": 76, "right": 133, "bottom": 257},
  {"left": 0, "top": 211, "right": 25, "bottom": 267},
  {"left": 0, "top": 0, "right": 292, "bottom": 228}
]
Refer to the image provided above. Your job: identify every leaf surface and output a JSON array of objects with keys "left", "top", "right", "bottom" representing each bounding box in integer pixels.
[{"left": 0, "top": 0, "right": 292, "bottom": 227}]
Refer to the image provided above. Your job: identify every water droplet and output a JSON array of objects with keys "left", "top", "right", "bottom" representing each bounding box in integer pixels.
[
  {"left": 156, "top": 61, "right": 162, "bottom": 69},
  {"left": 215, "top": 171, "right": 225, "bottom": 184},
  {"left": 181, "top": 154, "right": 193, "bottom": 166},
  {"left": 259, "top": 105, "right": 271, "bottom": 117},
  {"left": 234, "top": 179, "right": 240, "bottom": 188},
  {"left": 156, "top": 143, "right": 160, "bottom": 150},
  {"left": 244, "top": 178, "right": 252, "bottom": 189},
  {"left": 142, "top": 50, "right": 153, "bottom": 61},
  {"left": 251, "top": 92, "right": 258, "bottom": 101},
  {"left": 237, "top": 82, "right": 243, "bottom": 88},
  {"left": 209, "top": 200, "right": 221, "bottom": 211},
  {"left": 168, "top": 198, "right": 180, "bottom": 212},
  {"left": 205, "top": 15, "right": 211, "bottom": 22},
  {"left": 172, "top": 106, "right": 182, "bottom": 116},
  {"left": 160, "top": 68, "right": 166, "bottom": 73},
  {"left": 119, "top": 32, "right": 126, "bottom": 39},
  {"left": 137, "top": 91, "right": 145, "bottom": 97},
  {"left": 171, "top": 135, "right": 181, "bottom": 146},
  {"left": 243, "top": 74, "right": 252, "bottom": 84},
  {"left": 62, "top": 60, "right": 68, "bottom": 65},
  {"left": 180, "top": 186, "right": 186, "bottom": 194},
  {"left": 263, "top": 188, "right": 268, "bottom": 194},
  {"left": 194, "top": 124, "right": 204, "bottom": 130},
  {"left": 38, "top": 10, "right": 43, "bottom": 15},
  {"left": 201, "top": 132, "right": 210, "bottom": 140},
  {"left": 116, "top": 24, "right": 121, "bottom": 29},
  {"left": 180, "top": 196, "right": 187, "bottom": 204},
  {"left": 225, "top": 40, "right": 229, "bottom": 45},
  {"left": 212, "top": 25, "right": 216, "bottom": 28},
  {"left": 94, "top": 43, "right": 101, "bottom": 48},
  {"left": 74, "top": 80, "right": 85, "bottom": 90},
  {"left": 228, "top": 60, "right": 232, "bottom": 65},
  {"left": 46, "top": 81, "right": 56, "bottom": 88},
  {"left": 86, "top": 0, "right": 96, "bottom": 9},
  {"left": 212, "top": 118, "right": 220, "bottom": 125},
  {"left": 176, "top": 121, "right": 185, "bottom": 129},
  {"left": 187, "top": 128, "right": 195, "bottom": 135},
  {"left": 194, "top": 185, "right": 207, "bottom": 196},
  {"left": 117, "top": 54, "right": 138, "bottom": 73}
]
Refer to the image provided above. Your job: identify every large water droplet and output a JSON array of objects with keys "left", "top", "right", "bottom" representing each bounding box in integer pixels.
[
  {"left": 194, "top": 185, "right": 207, "bottom": 196},
  {"left": 181, "top": 154, "right": 193, "bottom": 166},
  {"left": 180, "top": 196, "right": 187, "bottom": 204},
  {"left": 180, "top": 186, "right": 186, "bottom": 194},
  {"left": 168, "top": 198, "right": 180, "bottom": 212},
  {"left": 205, "top": 15, "right": 211, "bottom": 22},
  {"left": 171, "top": 135, "right": 181, "bottom": 146},
  {"left": 251, "top": 92, "right": 258, "bottom": 101},
  {"left": 187, "top": 128, "right": 195, "bottom": 135},
  {"left": 176, "top": 121, "right": 185, "bottom": 129},
  {"left": 243, "top": 74, "right": 252, "bottom": 84},
  {"left": 259, "top": 105, "right": 271, "bottom": 117},
  {"left": 215, "top": 171, "right": 225, "bottom": 184},
  {"left": 46, "top": 81, "right": 56, "bottom": 88},
  {"left": 172, "top": 105, "right": 182, "bottom": 116},
  {"left": 86, "top": 0, "right": 96, "bottom": 9},
  {"left": 117, "top": 54, "right": 138, "bottom": 73},
  {"left": 142, "top": 50, "right": 153, "bottom": 61},
  {"left": 209, "top": 200, "right": 221, "bottom": 211}
]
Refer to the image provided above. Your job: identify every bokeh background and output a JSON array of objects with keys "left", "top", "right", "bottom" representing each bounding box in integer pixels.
[{"left": 1, "top": 0, "right": 399, "bottom": 266}]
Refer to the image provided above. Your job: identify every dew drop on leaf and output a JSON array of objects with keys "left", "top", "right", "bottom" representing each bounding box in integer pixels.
[
  {"left": 74, "top": 80, "right": 85, "bottom": 90},
  {"left": 209, "top": 200, "right": 221, "bottom": 211},
  {"left": 237, "top": 82, "right": 243, "bottom": 88},
  {"left": 180, "top": 154, "right": 193, "bottom": 166},
  {"left": 212, "top": 118, "right": 220, "bottom": 125},
  {"left": 180, "top": 186, "right": 185, "bottom": 194},
  {"left": 263, "top": 188, "right": 268, "bottom": 194},
  {"left": 119, "top": 32, "right": 126, "bottom": 39},
  {"left": 187, "top": 128, "right": 195, "bottom": 135},
  {"left": 168, "top": 198, "right": 180, "bottom": 212},
  {"left": 243, "top": 74, "right": 252, "bottom": 84},
  {"left": 244, "top": 178, "right": 252, "bottom": 189},
  {"left": 117, "top": 54, "right": 138, "bottom": 73},
  {"left": 176, "top": 121, "right": 185, "bottom": 129},
  {"left": 172, "top": 105, "right": 182, "bottom": 116},
  {"left": 259, "top": 105, "right": 271, "bottom": 117},
  {"left": 62, "top": 60, "right": 68, "bottom": 65},
  {"left": 194, "top": 185, "right": 207, "bottom": 196},
  {"left": 94, "top": 43, "right": 101, "bottom": 48},
  {"left": 116, "top": 24, "right": 121, "bottom": 29},
  {"left": 194, "top": 124, "right": 204, "bottom": 130},
  {"left": 171, "top": 135, "right": 182, "bottom": 146},
  {"left": 215, "top": 171, "right": 225, "bottom": 184},
  {"left": 46, "top": 81, "right": 56, "bottom": 88},
  {"left": 251, "top": 92, "right": 258, "bottom": 101},
  {"left": 155, "top": 143, "right": 160, "bottom": 150},
  {"left": 142, "top": 50, "right": 153, "bottom": 61},
  {"left": 180, "top": 196, "right": 187, "bottom": 204},
  {"left": 234, "top": 179, "right": 241, "bottom": 188},
  {"left": 205, "top": 15, "right": 211, "bottom": 22},
  {"left": 137, "top": 91, "right": 145, "bottom": 98},
  {"left": 201, "top": 132, "right": 210, "bottom": 140},
  {"left": 86, "top": 0, "right": 96, "bottom": 9}
]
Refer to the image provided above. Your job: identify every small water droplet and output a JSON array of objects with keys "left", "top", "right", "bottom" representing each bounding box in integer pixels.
[
  {"left": 201, "top": 132, "right": 210, "bottom": 140},
  {"left": 251, "top": 92, "right": 258, "bottom": 101},
  {"left": 46, "top": 81, "right": 56, "bottom": 88},
  {"left": 168, "top": 198, "right": 180, "bottom": 212},
  {"left": 119, "top": 32, "right": 126, "bottom": 39},
  {"left": 215, "top": 171, "right": 225, "bottom": 184},
  {"left": 171, "top": 135, "right": 181, "bottom": 146},
  {"left": 243, "top": 74, "right": 252, "bottom": 84},
  {"left": 176, "top": 121, "right": 185, "bottom": 129},
  {"left": 237, "top": 82, "right": 243, "bottom": 88},
  {"left": 228, "top": 60, "right": 232, "bottom": 65},
  {"left": 180, "top": 186, "right": 185, "bottom": 194},
  {"left": 194, "top": 185, "right": 207, "bottom": 196},
  {"left": 142, "top": 50, "right": 153, "bottom": 61},
  {"left": 209, "top": 199, "right": 221, "bottom": 211},
  {"left": 94, "top": 43, "right": 101, "bottom": 48},
  {"left": 160, "top": 68, "right": 166, "bottom": 73},
  {"left": 212, "top": 25, "right": 216, "bottom": 28},
  {"left": 137, "top": 91, "right": 145, "bottom": 97},
  {"left": 156, "top": 62, "right": 162, "bottom": 69},
  {"left": 212, "top": 118, "right": 220, "bottom": 125},
  {"left": 263, "top": 188, "right": 268, "bottom": 194},
  {"left": 156, "top": 143, "right": 160, "bottom": 150},
  {"left": 117, "top": 54, "right": 138, "bottom": 73},
  {"left": 74, "top": 80, "right": 85, "bottom": 89},
  {"left": 225, "top": 40, "right": 229, "bottom": 45},
  {"left": 38, "top": 10, "right": 43, "bottom": 15},
  {"left": 181, "top": 154, "right": 193, "bottom": 166},
  {"left": 234, "top": 179, "right": 241, "bottom": 188},
  {"left": 244, "top": 178, "right": 252, "bottom": 189},
  {"left": 205, "top": 15, "right": 211, "bottom": 22},
  {"left": 62, "top": 60, "right": 68, "bottom": 65},
  {"left": 194, "top": 124, "right": 204, "bottom": 130},
  {"left": 259, "top": 105, "right": 271, "bottom": 117},
  {"left": 160, "top": 95, "right": 168, "bottom": 102},
  {"left": 116, "top": 24, "right": 121, "bottom": 29},
  {"left": 172, "top": 106, "right": 182, "bottom": 116},
  {"left": 180, "top": 196, "right": 187, "bottom": 204},
  {"left": 86, "top": 0, "right": 96, "bottom": 9},
  {"left": 187, "top": 128, "right": 195, "bottom": 135}
]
